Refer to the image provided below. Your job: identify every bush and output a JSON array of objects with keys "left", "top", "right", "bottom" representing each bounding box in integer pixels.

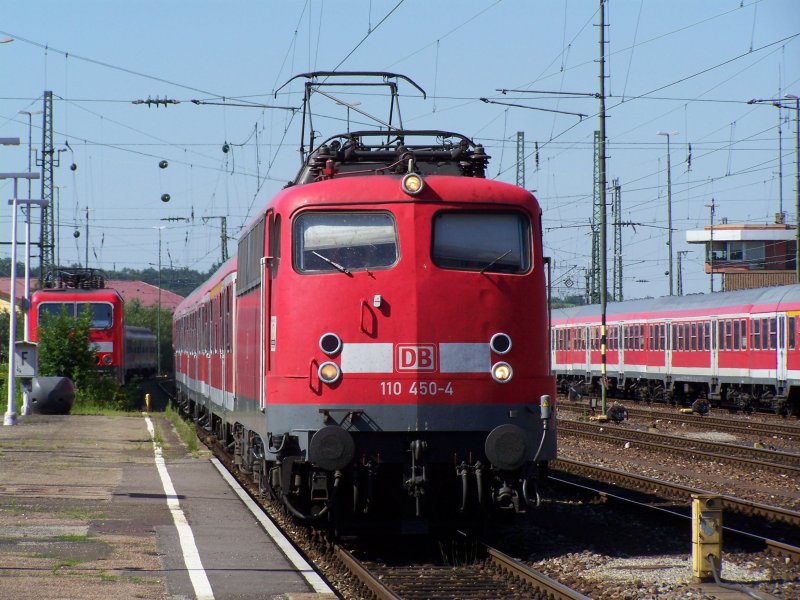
[{"left": 38, "top": 305, "right": 132, "bottom": 410}]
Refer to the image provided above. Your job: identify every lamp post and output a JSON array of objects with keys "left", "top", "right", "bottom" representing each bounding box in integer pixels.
[
  {"left": 3, "top": 170, "right": 46, "bottom": 426},
  {"left": 18, "top": 110, "right": 43, "bottom": 337},
  {"left": 153, "top": 226, "right": 165, "bottom": 377},
  {"left": 657, "top": 131, "right": 679, "bottom": 296},
  {"left": 748, "top": 96, "right": 799, "bottom": 280},
  {"left": 788, "top": 95, "right": 800, "bottom": 282}
]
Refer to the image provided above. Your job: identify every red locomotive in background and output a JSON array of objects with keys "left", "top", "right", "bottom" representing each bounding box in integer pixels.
[
  {"left": 28, "top": 269, "right": 157, "bottom": 384},
  {"left": 172, "top": 73, "right": 557, "bottom": 533}
]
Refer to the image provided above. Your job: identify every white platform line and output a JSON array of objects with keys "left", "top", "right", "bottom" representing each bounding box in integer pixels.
[
  {"left": 145, "top": 415, "right": 215, "bottom": 600},
  {"left": 209, "top": 457, "right": 334, "bottom": 595}
]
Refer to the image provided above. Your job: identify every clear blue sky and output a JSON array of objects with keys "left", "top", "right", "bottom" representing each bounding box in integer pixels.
[{"left": 1, "top": 0, "right": 799, "bottom": 300}]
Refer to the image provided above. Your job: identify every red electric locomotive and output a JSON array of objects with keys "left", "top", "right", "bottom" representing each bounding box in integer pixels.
[
  {"left": 28, "top": 270, "right": 157, "bottom": 383},
  {"left": 173, "top": 73, "right": 556, "bottom": 533},
  {"left": 552, "top": 285, "right": 800, "bottom": 415}
]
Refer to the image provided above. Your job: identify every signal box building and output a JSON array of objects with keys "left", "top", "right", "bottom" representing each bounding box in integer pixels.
[{"left": 686, "top": 219, "right": 798, "bottom": 291}]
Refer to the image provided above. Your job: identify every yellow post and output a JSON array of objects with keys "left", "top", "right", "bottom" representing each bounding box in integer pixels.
[
  {"left": 692, "top": 494, "right": 723, "bottom": 582},
  {"left": 145, "top": 393, "right": 151, "bottom": 413}
]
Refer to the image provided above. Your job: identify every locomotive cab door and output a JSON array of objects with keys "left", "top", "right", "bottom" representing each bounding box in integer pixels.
[{"left": 261, "top": 210, "right": 278, "bottom": 410}]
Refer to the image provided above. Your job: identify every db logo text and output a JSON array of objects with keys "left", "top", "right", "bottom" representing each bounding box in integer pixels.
[{"left": 395, "top": 344, "right": 437, "bottom": 372}]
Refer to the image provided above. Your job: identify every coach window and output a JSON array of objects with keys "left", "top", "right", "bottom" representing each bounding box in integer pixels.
[
  {"left": 733, "top": 320, "right": 740, "bottom": 350},
  {"left": 770, "top": 318, "right": 778, "bottom": 350},
  {"left": 431, "top": 211, "right": 530, "bottom": 273},
  {"left": 752, "top": 319, "right": 761, "bottom": 350},
  {"left": 725, "top": 320, "right": 733, "bottom": 351},
  {"left": 689, "top": 323, "right": 696, "bottom": 351},
  {"left": 295, "top": 211, "right": 398, "bottom": 273}
]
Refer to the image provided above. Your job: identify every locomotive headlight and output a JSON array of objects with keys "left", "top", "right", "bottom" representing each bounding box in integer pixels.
[
  {"left": 103, "top": 355, "right": 113, "bottom": 366},
  {"left": 401, "top": 173, "right": 424, "bottom": 195},
  {"left": 318, "top": 361, "right": 341, "bottom": 384},
  {"left": 491, "top": 361, "right": 513, "bottom": 383}
]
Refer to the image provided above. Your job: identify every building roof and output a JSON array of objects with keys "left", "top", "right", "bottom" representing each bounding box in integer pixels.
[
  {"left": 0, "top": 277, "right": 184, "bottom": 310},
  {"left": 686, "top": 223, "right": 797, "bottom": 243}
]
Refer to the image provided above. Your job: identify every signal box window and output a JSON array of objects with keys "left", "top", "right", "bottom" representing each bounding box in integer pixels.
[
  {"left": 294, "top": 212, "right": 398, "bottom": 273},
  {"left": 432, "top": 212, "right": 530, "bottom": 274}
]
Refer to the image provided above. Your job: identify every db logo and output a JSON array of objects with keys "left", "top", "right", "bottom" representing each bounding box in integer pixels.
[{"left": 395, "top": 344, "right": 437, "bottom": 372}]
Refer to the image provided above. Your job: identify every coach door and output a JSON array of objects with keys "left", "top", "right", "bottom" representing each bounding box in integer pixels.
[
  {"left": 710, "top": 317, "right": 719, "bottom": 381},
  {"left": 777, "top": 314, "right": 787, "bottom": 382}
]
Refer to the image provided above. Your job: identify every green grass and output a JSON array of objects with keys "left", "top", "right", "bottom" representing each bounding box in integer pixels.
[
  {"left": 53, "top": 557, "right": 86, "bottom": 571},
  {"left": 70, "top": 399, "right": 136, "bottom": 416},
  {"left": 151, "top": 423, "right": 165, "bottom": 447},
  {"left": 53, "top": 534, "right": 92, "bottom": 543},
  {"left": 164, "top": 404, "right": 199, "bottom": 456},
  {"left": 62, "top": 507, "right": 107, "bottom": 520}
]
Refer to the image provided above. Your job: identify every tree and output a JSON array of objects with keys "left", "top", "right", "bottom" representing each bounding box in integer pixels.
[
  {"left": 37, "top": 305, "right": 130, "bottom": 409},
  {"left": 37, "top": 305, "right": 96, "bottom": 385}
]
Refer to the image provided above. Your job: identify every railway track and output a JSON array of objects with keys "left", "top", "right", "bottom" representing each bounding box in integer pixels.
[
  {"left": 558, "top": 419, "right": 800, "bottom": 474},
  {"left": 190, "top": 418, "right": 589, "bottom": 599},
  {"left": 549, "top": 474, "right": 800, "bottom": 564},
  {"left": 336, "top": 541, "right": 591, "bottom": 600},
  {"left": 558, "top": 401, "right": 800, "bottom": 439},
  {"left": 552, "top": 457, "right": 800, "bottom": 528}
]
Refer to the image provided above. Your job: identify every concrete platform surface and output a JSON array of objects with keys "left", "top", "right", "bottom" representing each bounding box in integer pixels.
[{"left": 0, "top": 413, "right": 335, "bottom": 600}]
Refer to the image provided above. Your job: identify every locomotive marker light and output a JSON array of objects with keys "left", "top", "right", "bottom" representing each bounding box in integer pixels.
[
  {"left": 401, "top": 172, "right": 424, "bottom": 195},
  {"left": 490, "top": 332, "right": 512, "bottom": 354},
  {"left": 491, "top": 361, "right": 513, "bottom": 383},
  {"left": 319, "top": 332, "right": 343, "bottom": 356}
]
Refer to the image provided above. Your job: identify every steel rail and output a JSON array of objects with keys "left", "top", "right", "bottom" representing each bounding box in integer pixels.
[
  {"left": 558, "top": 421, "right": 800, "bottom": 474},
  {"left": 485, "top": 545, "right": 592, "bottom": 600},
  {"left": 335, "top": 545, "right": 402, "bottom": 600},
  {"left": 558, "top": 402, "right": 800, "bottom": 438},
  {"left": 552, "top": 457, "right": 800, "bottom": 527},
  {"left": 549, "top": 475, "right": 800, "bottom": 564}
]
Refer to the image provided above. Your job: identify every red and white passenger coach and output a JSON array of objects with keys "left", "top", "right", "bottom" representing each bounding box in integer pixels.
[
  {"left": 172, "top": 72, "right": 556, "bottom": 533},
  {"left": 552, "top": 285, "right": 800, "bottom": 415}
]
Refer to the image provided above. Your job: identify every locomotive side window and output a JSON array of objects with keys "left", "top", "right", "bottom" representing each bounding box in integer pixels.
[
  {"left": 432, "top": 211, "right": 530, "bottom": 273},
  {"left": 294, "top": 211, "right": 398, "bottom": 273}
]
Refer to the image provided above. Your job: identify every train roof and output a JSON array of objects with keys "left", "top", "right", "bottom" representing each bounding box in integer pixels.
[
  {"left": 174, "top": 255, "right": 238, "bottom": 317},
  {"left": 552, "top": 284, "right": 800, "bottom": 322}
]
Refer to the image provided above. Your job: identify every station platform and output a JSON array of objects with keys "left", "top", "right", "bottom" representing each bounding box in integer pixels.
[{"left": 0, "top": 413, "right": 335, "bottom": 600}]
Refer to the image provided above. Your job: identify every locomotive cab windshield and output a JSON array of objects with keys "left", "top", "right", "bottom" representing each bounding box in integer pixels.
[{"left": 294, "top": 211, "right": 399, "bottom": 273}]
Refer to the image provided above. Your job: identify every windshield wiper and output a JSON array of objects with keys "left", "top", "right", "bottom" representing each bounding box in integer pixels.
[
  {"left": 480, "top": 250, "right": 512, "bottom": 274},
  {"left": 312, "top": 251, "right": 351, "bottom": 275}
]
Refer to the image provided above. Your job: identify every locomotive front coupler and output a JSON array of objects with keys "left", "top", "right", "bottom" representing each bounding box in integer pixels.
[{"left": 404, "top": 439, "right": 428, "bottom": 517}]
